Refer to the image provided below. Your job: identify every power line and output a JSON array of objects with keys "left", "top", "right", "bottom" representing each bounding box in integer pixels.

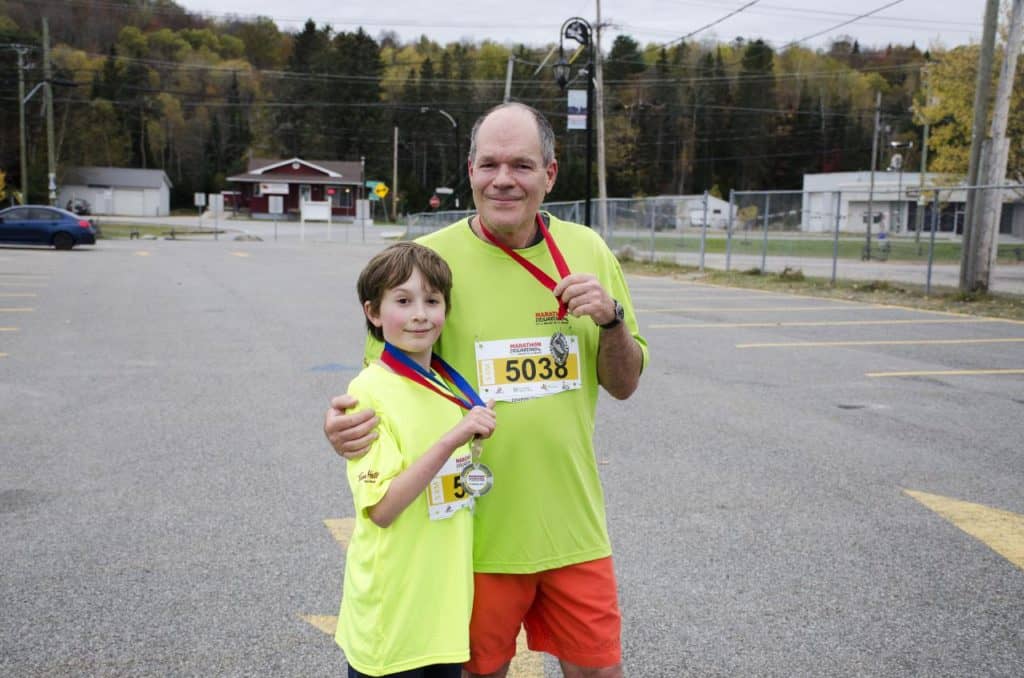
[
  {"left": 781, "top": 0, "right": 907, "bottom": 49},
  {"left": 660, "top": 0, "right": 763, "bottom": 49}
]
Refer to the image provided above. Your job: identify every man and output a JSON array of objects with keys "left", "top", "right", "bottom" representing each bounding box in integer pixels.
[{"left": 325, "top": 102, "right": 647, "bottom": 678}]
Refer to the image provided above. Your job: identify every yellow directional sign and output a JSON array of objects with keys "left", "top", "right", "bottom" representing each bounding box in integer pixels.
[{"left": 374, "top": 183, "right": 389, "bottom": 199}]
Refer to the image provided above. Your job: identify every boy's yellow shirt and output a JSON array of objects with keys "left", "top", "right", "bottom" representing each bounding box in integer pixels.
[{"left": 336, "top": 362, "right": 473, "bottom": 674}]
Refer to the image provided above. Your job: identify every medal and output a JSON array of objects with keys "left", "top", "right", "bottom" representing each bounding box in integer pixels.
[
  {"left": 550, "top": 331, "right": 570, "bottom": 367},
  {"left": 460, "top": 438, "right": 494, "bottom": 497},
  {"left": 382, "top": 343, "right": 495, "bottom": 499}
]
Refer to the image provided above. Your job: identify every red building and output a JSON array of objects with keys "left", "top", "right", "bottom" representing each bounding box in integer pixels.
[{"left": 227, "top": 157, "right": 366, "bottom": 219}]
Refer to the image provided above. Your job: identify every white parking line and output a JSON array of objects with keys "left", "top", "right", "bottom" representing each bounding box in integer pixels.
[
  {"left": 652, "top": 318, "right": 1021, "bottom": 329},
  {"left": 867, "top": 368, "right": 1024, "bottom": 378},
  {"left": 737, "top": 337, "right": 1024, "bottom": 349}
]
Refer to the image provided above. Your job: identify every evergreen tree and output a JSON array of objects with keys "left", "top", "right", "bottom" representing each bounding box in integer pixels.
[{"left": 734, "top": 39, "right": 775, "bottom": 189}]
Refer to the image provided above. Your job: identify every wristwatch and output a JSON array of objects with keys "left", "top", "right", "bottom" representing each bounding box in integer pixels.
[{"left": 599, "top": 299, "right": 624, "bottom": 330}]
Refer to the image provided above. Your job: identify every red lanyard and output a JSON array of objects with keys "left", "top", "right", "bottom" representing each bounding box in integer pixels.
[
  {"left": 477, "top": 213, "right": 571, "bottom": 319},
  {"left": 380, "top": 342, "right": 484, "bottom": 411}
]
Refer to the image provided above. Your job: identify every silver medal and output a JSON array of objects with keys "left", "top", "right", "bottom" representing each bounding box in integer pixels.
[
  {"left": 550, "top": 331, "right": 570, "bottom": 367},
  {"left": 460, "top": 462, "right": 494, "bottom": 497}
]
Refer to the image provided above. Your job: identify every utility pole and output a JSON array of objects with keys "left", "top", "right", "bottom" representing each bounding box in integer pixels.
[
  {"left": 864, "top": 91, "right": 881, "bottom": 260},
  {"left": 594, "top": 0, "right": 610, "bottom": 240},
  {"left": 43, "top": 18, "right": 57, "bottom": 206},
  {"left": 504, "top": 55, "right": 514, "bottom": 103},
  {"left": 391, "top": 124, "right": 398, "bottom": 222},
  {"left": 915, "top": 65, "right": 931, "bottom": 247},
  {"left": 960, "top": 0, "right": 1000, "bottom": 288},
  {"left": 12, "top": 45, "right": 29, "bottom": 203},
  {"left": 969, "top": 0, "right": 1024, "bottom": 292}
]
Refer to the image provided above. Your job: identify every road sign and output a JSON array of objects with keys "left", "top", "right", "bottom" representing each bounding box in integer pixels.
[
  {"left": 374, "top": 183, "right": 389, "bottom": 199},
  {"left": 429, "top": 195, "right": 441, "bottom": 209},
  {"left": 435, "top": 187, "right": 454, "bottom": 195}
]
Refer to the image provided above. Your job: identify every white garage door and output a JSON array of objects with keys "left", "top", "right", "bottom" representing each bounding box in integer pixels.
[{"left": 113, "top": 189, "right": 145, "bottom": 216}]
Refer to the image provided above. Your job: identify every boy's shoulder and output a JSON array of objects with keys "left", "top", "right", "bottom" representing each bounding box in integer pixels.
[{"left": 346, "top": 364, "right": 387, "bottom": 408}]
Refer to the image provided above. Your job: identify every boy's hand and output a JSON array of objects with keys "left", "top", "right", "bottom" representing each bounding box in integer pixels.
[
  {"left": 449, "top": 402, "right": 497, "bottom": 448},
  {"left": 324, "top": 394, "right": 379, "bottom": 460}
]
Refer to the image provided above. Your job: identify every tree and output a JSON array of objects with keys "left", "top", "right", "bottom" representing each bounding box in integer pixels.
[
  {"left": 604, "top": 35, "right": 645, "bottom": 83},
  {"left": 274, "top": 19, "right": 331, "bottom": 157},
  {"left": 734, "top": 40, "right": 776, "bottom": 190}
]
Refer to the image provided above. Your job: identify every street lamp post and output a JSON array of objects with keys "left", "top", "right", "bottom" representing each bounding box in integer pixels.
[
  {"left": 888, "top": 140, "right": 913, "bottom": 233},
  {"left": 420, "top": 106, "right": 461, "bottom": 209},
  {"left": 553, "top": 17, "right": 594, "bottom": 227}
]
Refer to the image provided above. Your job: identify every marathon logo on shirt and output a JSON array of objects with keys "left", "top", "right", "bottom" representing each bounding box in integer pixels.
[
  {"left": 357, "top": 470, "right": 380, "bottom": 484},
  {"left": 508, "top": 340, "right": 544, "bottom": 356},
  {"left": 535, "top": 310, "right": 563, "bottom": 326}
]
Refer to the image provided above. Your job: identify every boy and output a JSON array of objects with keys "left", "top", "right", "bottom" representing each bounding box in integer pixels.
[{"left": 335, "top": 242, "right": 496, "bottom": 678}]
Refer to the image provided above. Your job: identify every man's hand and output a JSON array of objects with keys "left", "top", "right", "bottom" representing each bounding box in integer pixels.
[
  {"left": 552, "top": 273, "right": 617, "bottom": 326},
  {"left": 324, "top": 394, "right": 379, "bottom": 460}
]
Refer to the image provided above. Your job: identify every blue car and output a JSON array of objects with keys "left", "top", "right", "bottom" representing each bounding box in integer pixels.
[{"left": 0, "top": 205, "right": 98, "bottom": 250}]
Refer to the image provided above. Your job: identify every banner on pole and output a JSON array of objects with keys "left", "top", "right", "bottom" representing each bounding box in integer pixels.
[{"left": 567, "top": 90, "right": 587, "bottom": 130}]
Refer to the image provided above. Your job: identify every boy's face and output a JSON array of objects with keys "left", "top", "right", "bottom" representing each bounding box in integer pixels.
[{"left": 365, "top": 267, "right": 446, "bottom": 367}]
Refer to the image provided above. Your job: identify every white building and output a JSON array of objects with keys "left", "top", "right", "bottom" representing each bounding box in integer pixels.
[
  {"left": 800, "top": 171, "right": 1024, "bottom": 238},
  {"left": 59, "top": 167, "right": 173, "bottom": 217}
]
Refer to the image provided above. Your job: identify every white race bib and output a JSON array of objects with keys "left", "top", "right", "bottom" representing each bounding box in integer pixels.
[
  {"left": 426, "top": 450, "right": 474, "bottom": 520},
  {"left": 475, "top": 336, "right": 582, "bottom": 402}
]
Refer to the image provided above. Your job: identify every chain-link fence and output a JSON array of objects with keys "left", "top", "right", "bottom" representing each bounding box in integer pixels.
[{"left": 405, "top": 186, "right": 1024, "bottom": 294}]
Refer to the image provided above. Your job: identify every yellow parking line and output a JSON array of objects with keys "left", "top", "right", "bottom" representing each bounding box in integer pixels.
[
  {"left": 0, "top": 352, "right": 7, "bottom": 358},
  {"left": 0, "top": 293, "right": 37, "bottom": 298},
  {"left": 641, "top": 305, "right": 884, "bottom": 313},
  {"left": 738, "top": 337, "right": 1024, "bottom": 349},
  {"left": 0, "top": 327, "right": 18, "bottom": 332},
  {"left": 652, "top": 318, "right": 1016, "bottom": 329},
  {"left": 867, "top": 368, "right": 1024, "bottom": 378},
  {"left": 134, "top": 251, "right": 151, "bottom": 257},
  {"left": 0, "top": 282, "right": 47, "bottom": 287},
  {"left": 904, "top": 489, "right": 1024, "bottom": 571},
  {"left": 230, "top": 251, "right": 250, "bottom": 258},
  {"left": 0, "top": 307, "right": 33, "bottom": 313},
  {"left": 0, "top": 273, "right": 48, "bottom": 278}
]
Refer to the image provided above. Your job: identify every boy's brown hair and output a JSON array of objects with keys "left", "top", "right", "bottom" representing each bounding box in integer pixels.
[{"left": 357, "top": 242, "right": 453, "bottom": 341}]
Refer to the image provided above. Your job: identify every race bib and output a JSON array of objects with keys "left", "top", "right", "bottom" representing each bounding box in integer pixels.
[
  {"left": 426, "top": 450, "right": 473, "bottom": 520},
  {"left": 475, "top": 336, "right": 582, "bottom": 402}
]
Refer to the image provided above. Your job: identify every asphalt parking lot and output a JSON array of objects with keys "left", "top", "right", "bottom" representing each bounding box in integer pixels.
[{"left": 1, "top": 238, "right": 1022, "bottom": 677}]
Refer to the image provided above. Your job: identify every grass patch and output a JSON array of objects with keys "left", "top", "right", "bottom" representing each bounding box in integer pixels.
[{"left": 620, "top": 258, "right": 1024, "bottom": 321}]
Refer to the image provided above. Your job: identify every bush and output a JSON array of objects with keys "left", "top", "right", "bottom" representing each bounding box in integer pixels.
[{"left": 776, "top": 266, "right": 805, "bottom": 282}]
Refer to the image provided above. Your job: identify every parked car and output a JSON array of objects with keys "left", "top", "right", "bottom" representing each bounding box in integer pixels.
[{"left": 0, "top": 205, "right": 98, "bottom": 250}]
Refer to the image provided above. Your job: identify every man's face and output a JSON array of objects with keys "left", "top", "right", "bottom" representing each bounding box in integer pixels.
[{"left": 468, "top": 107, "right": 557, "bottom": 235}]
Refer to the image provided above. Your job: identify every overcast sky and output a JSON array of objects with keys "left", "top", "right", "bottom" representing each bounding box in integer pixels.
[{"left": 176, "top": 0, "right": 988, "bottom": 52}]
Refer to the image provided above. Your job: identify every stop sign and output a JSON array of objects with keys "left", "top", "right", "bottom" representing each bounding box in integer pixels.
[{"left": 429, "top": 195, "right": 441, "bottom": 209}]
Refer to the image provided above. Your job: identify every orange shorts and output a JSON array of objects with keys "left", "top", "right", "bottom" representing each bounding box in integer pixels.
[{"left": 464, "top": 557, "right": 622, "bottom": 674}]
